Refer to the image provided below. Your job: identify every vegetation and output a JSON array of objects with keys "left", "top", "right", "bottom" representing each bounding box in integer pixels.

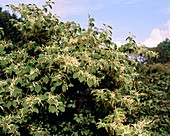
[
  {"left": 148, "top": 38, "right": 170, "bottom": 64},
  {"left": 137, "top": 63, "right": 170, "bottom": 135},
  {"left": 0, "top": 7, "right": 21, "bottom": 42},
  {"left": 0, "top": 1, "right": 169, "bottom": 135}
]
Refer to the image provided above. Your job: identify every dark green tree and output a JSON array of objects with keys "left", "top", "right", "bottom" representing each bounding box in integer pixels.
[
  {"left": 0, "top": 7, "right": 21, "bottom": 42},
  {"left": 148, "top": 38, "right": 170, "bottom": 63}
]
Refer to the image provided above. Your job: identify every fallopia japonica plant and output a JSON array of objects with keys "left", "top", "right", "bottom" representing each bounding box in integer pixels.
[
  {"left": 119, "top": 33, "right": 158, "bottom": 63},
  {"left": 0, "top": 1, "right": 157, "bottom": 135},
  {"left": 136, "top": 63, "right": 170, "bottom": 135}
]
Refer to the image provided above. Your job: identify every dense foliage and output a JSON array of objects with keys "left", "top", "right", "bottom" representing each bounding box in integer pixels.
[
  {"left": 148, "top": 38, "right": 170, "bottom": 63},
  {"left": 0, "top": 1, "right": 169, "bottom": 135},
  {"left": 0, "top": 7, "right": 21, "bottom": 42},
  {"left": 137, "top": 63, "right": 170, "bottom": 135}
]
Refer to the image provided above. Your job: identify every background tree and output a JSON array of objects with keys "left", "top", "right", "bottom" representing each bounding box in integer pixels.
[
  {"left": 148, "top": 38, "right": 170, "bottom": 64},
  {"left": 0, "top": 7, "right": 21, "bottom": 42}
]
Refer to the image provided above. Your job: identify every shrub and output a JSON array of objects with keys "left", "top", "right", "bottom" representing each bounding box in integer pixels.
[
  {"left": 137, "top": 63, "right": 170, "bottom": 135},
  {"left": 0, "top": 1, "right": 163, "bottom": 136}
]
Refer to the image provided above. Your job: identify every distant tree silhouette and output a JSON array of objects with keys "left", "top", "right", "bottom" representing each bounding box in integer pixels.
[
  {"left": 148, "top": 38, "right": 170, "bottom": 63},
  {"left": 0, "top": 7, "right": 21, "bottom": 42}
]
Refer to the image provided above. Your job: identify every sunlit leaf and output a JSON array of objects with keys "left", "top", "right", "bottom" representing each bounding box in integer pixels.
[
  {"left": 87, "top": 79, "right": 94, "bottom": 88},
  {"left": 35, "top": 85, "right": 41, "bottom": 93}
]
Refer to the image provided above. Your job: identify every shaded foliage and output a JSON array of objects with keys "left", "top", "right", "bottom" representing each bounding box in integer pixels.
[
  {"left": 0, "top": 7, "right": 21, "bottom": 42},
  {"left": 148, "top": 38, "right": 170, "bottom": 64},
  {"left": 137, "top": 63, "right": 170, "bottom": 135}
]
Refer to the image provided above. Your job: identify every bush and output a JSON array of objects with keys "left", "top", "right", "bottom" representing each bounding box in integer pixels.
[
  {"left": 136, "top": 63, "right": 170, "bottom": 135},
  {"left": 148, "top": 38, "right": 170, "bottom": 64},
  {"left": 0, "top": 1, "right": 166, "bottom": 136}
]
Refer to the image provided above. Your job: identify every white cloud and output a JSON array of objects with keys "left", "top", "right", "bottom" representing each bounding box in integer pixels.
[
  {"left": 143, "top": 20, "right": 170, "bottom": 47},
  {"left": 143, "top": 29, "right": 163, "bottom": 47}
]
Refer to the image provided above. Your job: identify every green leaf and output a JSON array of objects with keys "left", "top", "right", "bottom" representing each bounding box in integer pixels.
[
  {"left": 73, "top": 132, "right": 78, "bottom": 136},
  {"left": 67, "top": 103, "right": 76, "bottom": 108},
  {"left": 6, "top": 101, "right": 11, "bottom": 108},
  {"left": 73, "top": 72, "right": 79, "bottom": 79},
  {"left": 0, "top": 60, "right": 7, "bottom": 66},
  {"left": 42, "top": 77, "right": 49, "bottom": 84},
  {"left": 35, "top": 132, "right": 42, "bottom": 136},
  {"left": 23, "top": 107, "right": 29, "bottom": 114},
  {"left": 12, "top": 89, "right": 21, "bottom": 98},
  {"left": 59, "top": 106, "right": 65, "bottom": 112},
  {"left": 36, "top": 21, "right": 41, "bottom": 29},
  {"left": 25, "top": 21, "right": 30, "bottom": 29},
  {"left": 62, "top": 84, "right": 67, "bottom": 92},
  {"left": 79, "top": 75, "right": 86, "bottom": 83},
  {"left": 12, "top": 101, "right": 17, "bottom": 107},
  {"left": 40, "top": 94, "right": 48, "bottom": 101},
  {"left": 55, "top": 81, "right": 62, "bottom": 86},
  {"left": 79, "top": 45, "right": 84, "bottom": 51},
  {"left": 68, "top": 83, "right": 74, "bottom": 87},
  {"left": 0, "top": 44, "right": 4, "bottom": 51},
  {"left": 35, "top": 85, "right": 41, "bottom": 93},
  {"left": 92, "top": 53, "right": 100, "bottom": 59},
  {"left": 116, "top": 129, "right": 123, "bottom": 135},
  {"left": 48, "top": 105, "right": 56, "bottom": 113},
  {"left": 124, "top": 84, "right": 129, "bottom": 91},
  {"left": 34, "top": 46, "right": 40, "bottom": 52},
  {"left": 116, "top": 108, "right": 124, "bottom": 111},
  {"left": 34, "top": 108, "right": 39, "bottom": 113},
  {"left": 87, "top": 79, "right": 94, "bottom": 87},
  {"left": 125, "top": 134, "right": 131, "bottom": 136},
  {"left": 51, "top": 86, "right": 56, "bottom": 92}
]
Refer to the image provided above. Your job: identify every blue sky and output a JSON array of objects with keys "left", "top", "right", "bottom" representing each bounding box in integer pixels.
[{"left": 1, "top": 0, "right": 170, "bottom": 47}]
